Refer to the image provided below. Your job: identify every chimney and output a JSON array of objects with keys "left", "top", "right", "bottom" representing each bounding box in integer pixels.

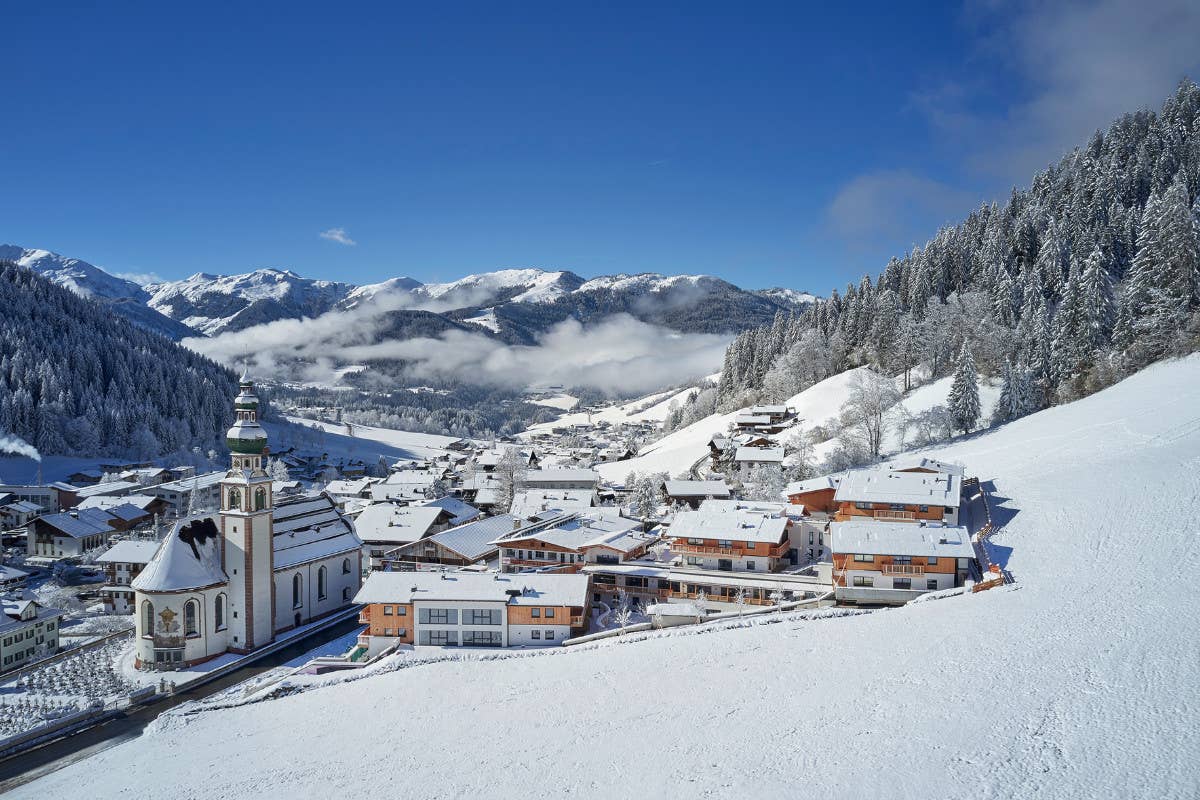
[{"left": 512, "top": 518, "right": 522, "bottom": 531}]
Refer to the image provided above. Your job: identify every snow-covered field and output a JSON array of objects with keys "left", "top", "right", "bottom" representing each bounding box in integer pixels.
[
  {"left": 278, "top": 417, "right": 465, "bottom": 462},
  {"left": 12, "top": 356, "right": 1200, "bottom": 798},
  {"left": 596, "top": 367, "right": 871, "bottom": 480}
]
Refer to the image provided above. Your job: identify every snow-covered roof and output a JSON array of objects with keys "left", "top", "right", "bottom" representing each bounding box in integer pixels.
[
  {"left": 834, "top": 468, "right": 962, "bottom": 507},
  {"left": 662, "top": 480, "right": 730, "bottom": 498},
  {"left": 784, "top": 474, "right": 842, "bottom": 496},
  {"left": 733, "top": 446, "right": 785, "bottom": 463},
  {"left": 97, "top": 539, "right": 162, "bottom": 564},
  {"left": 521, "top": 468, "right": 600, "bottom": 485},
  {"left": 354, "top": 571, "right": 590, "bottom": 608},
  {"left": 35, "top": 508, "right": 118, "bottom": 538},
  {"left": 883, "top": 457, "right": 967, "bottom": 477},
  {"left": 493, "top": 512, "right": 643, "bottom": 553},
  {"left": 151, "top": 471, "right": 226, "bottom": 493},
  {"left": 417, "top": 497, "right": 482, "bottom": 527},
  {"left": 354, "top": 503, "right": 445, "bottom": 546},
  {"left": 272, "top": 493, "right": 362, "bottom": 569},
  {"left": 509, "top": 488, "right": 595, "bottom": 518},
  {"left": 668, "top": 503, "right": 789, "bottom": 544},
  {"left": 830, "top": 520, "right": 975, "bottom": 559},
  {"left": 324, "top": 477, "right": 382, "bottom": 497},
  {"left": 131, "top": 516, "right": 226, "bottom": 593},
  {"left": 74, "top": 480, "right": 140, "bottom": 498},
  {"left": 77, "top": 494, "right": 159, "bottom": 511}
]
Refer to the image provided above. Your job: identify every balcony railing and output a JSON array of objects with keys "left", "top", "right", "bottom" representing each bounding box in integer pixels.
[
  {"left": 672, "top": 541, "right": 789, "bottom": 559},
  {"left": 569, "top": 615, "right": 585, "bottom": 627},
  {"left": 357, "top": 612, "right": 370, "bottom": 624},
  {"left": 881, "top": 564, "right": 925, "bottom": 576},
  {"left": 874, "top": 510, "right": 917, "bottom": 522}
]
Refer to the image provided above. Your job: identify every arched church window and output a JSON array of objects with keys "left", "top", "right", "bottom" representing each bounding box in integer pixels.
[
  {"left": 184, "top": 600, "right": 199, "bottom": 637},
  {"left": 214, "top": 594, "right": 226, "bottom": 631},
  {"left": 317, "top": 566, "right": 328, "bottom": 600},
  {"left": 228, "top": 488, "right": 241, "bottom": 510},
  {"left": 342, "top": 557, "right": 351, "bottom": 575},
  {"left": 292, "top": 573, "right": 303, "bottom": 609},
  {"left": 142, "top": 600, "right": 154, "bottom": 637},
  {"left": 254, "top": 488, "right": 267, "bottom": 511}
]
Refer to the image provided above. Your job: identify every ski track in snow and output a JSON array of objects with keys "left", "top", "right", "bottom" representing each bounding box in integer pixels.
[{"left": 12, "top": 357, "right": 1200, "bottom": 799}]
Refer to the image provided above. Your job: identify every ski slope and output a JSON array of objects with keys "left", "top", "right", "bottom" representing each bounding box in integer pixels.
[
  {"left": 14, "top": 356, "right": 1200, "bottom": 799},
  {"left": 597, "top": 367, "right": 872, "bottom": 480}
]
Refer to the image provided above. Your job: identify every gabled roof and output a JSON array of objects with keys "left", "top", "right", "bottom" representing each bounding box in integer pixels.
[
  {"left": 521, "top": 468, "right": 600, "bottom": 484},
  {"left": 784, "top": 474, "right": 843, "bottom": 496},
  {"left": 418, "top": 497, "right": 482, "bottom": 527},
  {"left": 668, "top": 503, "right": 789, "bottom": 544},
  {"left": 354, "top": 503, "right": 446, "bottom": 546},
  {"left": 733, "top": 446, "right": 785, "bottom": 463},
  {"left": 884, "top": 457, "right": 967, "bottom": 477},
  {"left": 831, "top": 520, "right": 974, "bottom": 558},
  {"left": 272, "top": 492, "right": 362, "bottom": 569},
  {"left": 509, "top": 488, "right": 595, "bottom": 518},
  {"left": 74, "top": 480, "right": 140, "bottom": 498},
  {"left": 35, "top": 507, "right": 118, "bottom": 538},
  {"left": 663, "top": 480, "right": 730, "bottom": 498},
  {"left": 833, "top": 468, "right": 962, "bottom": 507},
  {"left": 97, "top": 539, "right": 162, "bottom": 564}
]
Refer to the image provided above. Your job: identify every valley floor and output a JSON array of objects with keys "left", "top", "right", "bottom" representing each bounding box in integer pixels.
[{"left": 12, "top": 357, "right": 1200, "bottom": 799}]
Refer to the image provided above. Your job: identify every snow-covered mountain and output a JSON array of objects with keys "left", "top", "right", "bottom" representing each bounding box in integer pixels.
[
  {"left": 145, "top": 269, "right": 355, "bottom": 336},
  {"left": 0, "top": 245, "right": 196, "bottom": 340}
]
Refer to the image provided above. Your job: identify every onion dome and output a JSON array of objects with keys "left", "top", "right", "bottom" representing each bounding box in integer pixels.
[{"left": 226, "top": 375, "right": 268, "bottom": 454}]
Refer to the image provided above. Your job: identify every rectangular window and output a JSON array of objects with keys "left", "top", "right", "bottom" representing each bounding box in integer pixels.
[
  {"left": 853, "top": 554, "right": 873, "bottom": 563},
  {"left": 686, "top": 556, "right": 700, "bottom": 566},
  {"left": 687, "top": 538, "right": 704, "bottom": 545},
  {"left": 918, "top": 505, "right": 929, "bottom": 513},
  {"left": 545, "top": 630, "right": 555, "bottom": 640},
  {"left": 418, "top": 608, "right": 458, "bottom": 625},
  {"left": 462, "top": 631, "right": 502, "bottom": 646},
  {"left": 531, "top": 608, "right": 541, "bottom": 618},
  {"left": 383, "top": 605, "right": 393, "bottom": 615},
  {"left": 383, "top": 628, "right": 394, "bottom": 636},
  {"left": 531, "top": 630, "right": 541, "bottom": 639},
  {"left": 746, "top": 561, "right": 756, "bottom": 571},
  {"left": 397, "top": 628, "right": 407, "bottom": 637},
  {"left": 465, "top": 609, "right": 501, "bottom": 626},
  {"left": 889, "top": 503, "right": 905, "bottom": 511},
  {"left": 927, "top": 579, "right": 938, "bottom": 590},
  {"left": 893, "top": 555, "right": 912, "bottom": 564},
  {"left": 398, "top": 606, "right": 407, "bottom": 616},
  {"left": 545, "top": 608, "right": 555, "bottom": 619},
  {"left": 927, "top": 557, "right": 938, "bottom": 566},
  {"left": 854, "top": 501, "right": 872, "bottom": 510},
  {"left": 718, "top": 540, "right": 733, "bottom": 549},
  {"left": 853, "top": 576, "right": 873, "bottom": 587},
  {"left": 893, "top": 578, "right": 912, "bottom": 590},
  {"left": 419, "top": 630, "right": 458, "bottom": 646}
]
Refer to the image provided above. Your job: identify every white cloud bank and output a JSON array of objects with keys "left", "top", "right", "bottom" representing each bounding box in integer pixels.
[
  {"left": 183, "top": 293, "right": 728, "bottom": 396},
  {"left": 319, "top": 227, "right": 356, "bottom": 246}
]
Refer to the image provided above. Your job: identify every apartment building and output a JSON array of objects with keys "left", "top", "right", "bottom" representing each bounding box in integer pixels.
[
  {"left": 831, "top": 520, "right": 975, "bottom": 605},
  {"left": 832, "top": 468, "right": 962, "bottom": 525},
  {"left": 354, "top": 571, "right": 591, "bottom": 653},
  {"left": 667, "top": 501, "right": 795, "bottom": 572}
]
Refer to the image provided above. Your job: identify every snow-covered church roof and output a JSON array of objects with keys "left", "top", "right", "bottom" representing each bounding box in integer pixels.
[{"left": 131, "top": 515, "right": 227, "bottom": 593}]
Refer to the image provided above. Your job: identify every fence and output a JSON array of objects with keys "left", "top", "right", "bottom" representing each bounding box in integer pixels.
[{"left": 964, "top": 477, "right": 1011, "bottom": 592}]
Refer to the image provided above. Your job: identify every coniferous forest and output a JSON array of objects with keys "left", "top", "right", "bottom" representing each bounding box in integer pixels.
[
  {"left": 690, "top": 80, "right": 1200, "bottom": 429},
  {"left": 0, "top": 262, "right": 239, "bottom": 458}
]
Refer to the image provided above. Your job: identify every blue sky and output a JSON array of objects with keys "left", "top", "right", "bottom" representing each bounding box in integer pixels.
[{"left": 2, "top": 1, "right": 1198, "bottom": 294}]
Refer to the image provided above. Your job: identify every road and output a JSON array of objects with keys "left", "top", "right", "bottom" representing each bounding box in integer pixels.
[{"left": 0, "top": 616, "right": 361, "bottom": 793}]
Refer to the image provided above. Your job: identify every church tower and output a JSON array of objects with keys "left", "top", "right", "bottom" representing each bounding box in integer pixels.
[{"left": 220, "top": 374, "right": 275, "bottom": 653}]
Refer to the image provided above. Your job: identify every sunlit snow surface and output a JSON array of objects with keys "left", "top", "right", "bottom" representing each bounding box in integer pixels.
[{"left": 13, "top": 356, "right": 1200, "bottom": 798}]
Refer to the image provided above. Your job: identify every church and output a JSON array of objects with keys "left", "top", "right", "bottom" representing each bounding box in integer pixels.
[{"left": 131, "top": 376, "right": 363, "bottom": 669}]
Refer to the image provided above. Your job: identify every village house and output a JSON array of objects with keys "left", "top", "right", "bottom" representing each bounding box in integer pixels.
[
  {"left": 660, "top": 479, "right": 731, "bottom": 509},
  {"left": 830, "top": 520, "right": 976, "bottom": 605},
  {"left": 508, "top": 487, "right": 597, "bottom": 518},
  {"left": 96, "top": 539, "right": 161, "bottom": 613},
  {"left": 25, "top": 507, "right": 122, "bottom": 561},
  {"left": 0, "top": 565, "right": 29, "bottom": 592},
  {"left": 733, "top": 446, "right": 785, "bottom": 478},
  {"left": 78, "top": 493, "right": 171, "bottom": 520},
  {"left": 832, "top": 467, "right": 963, "bottom": 525},
  {"left": 0, "top": 496, "right": 43, "bottom": 533},
  {"left": 491, "top": 511, "right": 649, "bottom": 573},
  {"left": 354, "top": 503, "right": 458, "bottom": 569},
  {"left": 353, "top": 571, "right": 591, "bottom": 653},
  {"left": 0, "top": 483, "right": 78, "bottom": 513},
  {"left": 784, "top": 474, "right": 843, "bottom": 513},
  {"left": 324, "top": 477, "right": 384, "bottom": 508},
  {"left": 0, "top": 597, "right": 64, "bottom": 673},
  {"left": 582, "top": 561, "right": 825, "bottom": 611},
  {"left": 667, "top": 500, "right": 795, "bottom": 572},
  {"left": 520, "top": 468, "right": 600, "bottom": 491},
  {"left": 143, "top": 471, "right": 225, "bottom": 517},
  {"left": 418, "top": 497, "right": 481, "bottom": 528},
  {"left": 383, "top": 513, "right": 566, "bottom": 570}
]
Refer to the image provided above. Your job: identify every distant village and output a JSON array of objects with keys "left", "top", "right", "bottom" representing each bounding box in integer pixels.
[{"left": 0, "top": 379, "right": 1005, "bottom": 748}]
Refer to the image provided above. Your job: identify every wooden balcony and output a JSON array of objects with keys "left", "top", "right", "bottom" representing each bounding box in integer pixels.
[
  {"left": 569, "top": 615, "right": 585, "bottom": 627},
  {"left": 672, "top": 541, "right": 789, "bottom": 559},
  {"left": 881, "top": 563, "right": 925, "bottom": 576},
  {"left": 874, "top": 510, "right": 917, "bottom": 522},
  {"left": 357, "top": 611, "right": 370, "bottom": 624}
]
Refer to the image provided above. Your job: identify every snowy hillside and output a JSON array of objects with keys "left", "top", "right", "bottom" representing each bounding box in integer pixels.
[
  {"left": 0, "top": 245, "right": 195, "bottom": 339},
  {"left": 596, "top": 367, "right": 872, "bottom": 480},
  {"left": 19, "top": 355, "right": 1199, "bottom": 799}
]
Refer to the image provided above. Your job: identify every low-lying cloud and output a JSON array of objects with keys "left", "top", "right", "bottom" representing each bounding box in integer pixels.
[{"left": 184, "top": 294, "right": 728, "bottom": 396}]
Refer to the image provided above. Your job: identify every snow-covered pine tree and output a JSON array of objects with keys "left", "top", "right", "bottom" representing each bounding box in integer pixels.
[{"left": 947, "top": 343, "right": 981, "bottom": 434}]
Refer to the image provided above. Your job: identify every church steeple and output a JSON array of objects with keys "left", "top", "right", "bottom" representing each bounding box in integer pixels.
[{"left": 226, "top": 374, "right": 268, "bottom": 474}]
